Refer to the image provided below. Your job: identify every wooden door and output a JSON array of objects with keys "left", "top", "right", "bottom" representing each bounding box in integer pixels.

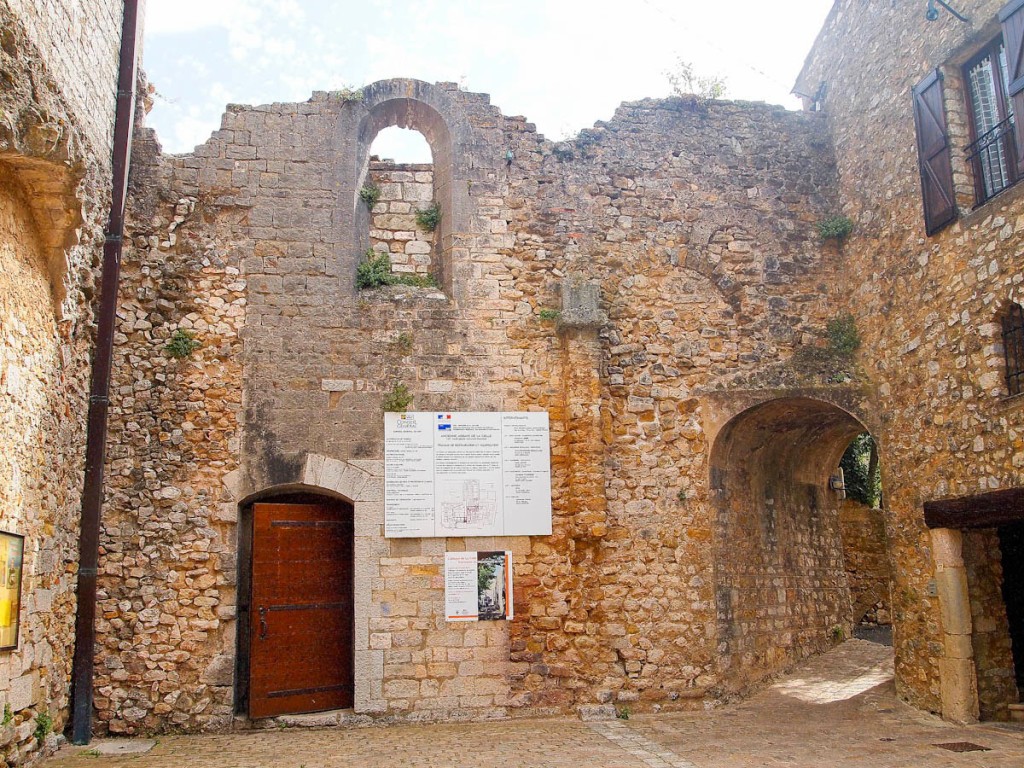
[{"left": 249, "top": 502, "right": 354, "bottom": 718}]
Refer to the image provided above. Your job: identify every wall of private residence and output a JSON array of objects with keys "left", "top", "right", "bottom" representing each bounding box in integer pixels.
[
  {"left": 796, "top": 0, "right": 1023, "bottom": 721},
  {"left": 0, "top": 0, "right": 126, "bottom": 761}
]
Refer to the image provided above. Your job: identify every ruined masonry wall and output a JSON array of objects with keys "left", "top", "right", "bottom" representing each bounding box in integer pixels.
[
  {"left": 5, "top": 0, "right": 124, "bottom": 156},
  {"left": 798, "top": 0, "right": 1024, "bottom": 714},
  {"left": 104, "top": 79, "right": 843, "bottom": 734},
  {"left": 839, "top": 500, "right": 892, "bottom": 626},
  {"left": 368, "top": 162, "right": 436, "bottom": 276},
  {"left": 0, "top": 0, "right": 125, "bottom": 761}
]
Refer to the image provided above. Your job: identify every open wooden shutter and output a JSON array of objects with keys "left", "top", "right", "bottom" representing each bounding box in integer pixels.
[
  {"left": 912, "top": 70, "right": 957, "bottom": 235},
  {"left": 1000, "top": 0, "right": 1024, "bottom": 176}
]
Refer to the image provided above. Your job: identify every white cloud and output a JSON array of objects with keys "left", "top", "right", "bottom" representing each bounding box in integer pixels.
[{"left": 144, "top": 0, "right": 835, "bottom": 153}]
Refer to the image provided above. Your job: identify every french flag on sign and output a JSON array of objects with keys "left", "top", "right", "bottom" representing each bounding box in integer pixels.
[{"left": 438, "top": 413, "right": 452, "bottom": 430}]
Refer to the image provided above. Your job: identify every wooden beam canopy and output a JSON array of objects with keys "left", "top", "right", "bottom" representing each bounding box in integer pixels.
[{"left": 924, "top": 487, "right": 1024, "bottom": 529}]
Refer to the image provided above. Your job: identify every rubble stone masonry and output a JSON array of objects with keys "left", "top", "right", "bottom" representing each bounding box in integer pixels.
[
  {"left": 0, "top": 0, "right": 124, "bottom": 761},
  {"left": 98, "top": 76, "right": 867, "bottom": 734},
  {"left": 797, "top": 0, "right": 1023, "bottom": 716}
]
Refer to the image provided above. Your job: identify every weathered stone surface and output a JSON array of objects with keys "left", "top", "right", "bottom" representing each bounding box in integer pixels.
[
  {"left": 798, "top": 0, "right": 1024, "bottom": 720},
  {"left": 0, "top": 0, "right": 123, "bottom": 762},
  {"left": 98, "top": 75, "right": 852, "bottom": 732}
]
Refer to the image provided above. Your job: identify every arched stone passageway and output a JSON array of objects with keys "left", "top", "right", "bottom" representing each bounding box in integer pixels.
[{"left": 709, "top": 396, "right": 880, "bottom": 694}]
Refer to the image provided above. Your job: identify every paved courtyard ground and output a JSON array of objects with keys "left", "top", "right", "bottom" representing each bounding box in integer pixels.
[{"left": 45, "top": 640, "right": 1023, "bottom": 768}]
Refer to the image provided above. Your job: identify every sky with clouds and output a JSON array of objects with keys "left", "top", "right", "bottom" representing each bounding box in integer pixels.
[{"left": 142, "top": 0, "right": 837, "bottom": 161}]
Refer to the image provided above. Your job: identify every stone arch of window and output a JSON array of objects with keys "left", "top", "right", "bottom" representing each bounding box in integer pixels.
[
  {"left": 708, "top": 396, "right": 880, "bottom": 695},
  {"left": 348, "top": 80, "right": 473, "bottom": 298}
]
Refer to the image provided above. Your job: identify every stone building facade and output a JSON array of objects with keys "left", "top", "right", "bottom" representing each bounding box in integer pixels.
[
  {"left": 797, "top": 0, "right": 1023, "bottom": 723},
  {"left": 13, "top": 0, "right": 1013, "bottom": 743},
  {"left": 0, "top": 0, "right": 129, "bottom": 760},
  {"left": 97, "top": 76, "right": 885, "bottom": 735},
  {"left": 367, "top": 161, "right": 437, "bottom": 277}
]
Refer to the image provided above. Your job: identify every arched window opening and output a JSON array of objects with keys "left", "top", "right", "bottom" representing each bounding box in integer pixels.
[
  {"left": 1002, "top": 301, "right": 1023, "bottom": 396},
  {"left": 361, "top": 126, "right": 440, "bottom": 285}
]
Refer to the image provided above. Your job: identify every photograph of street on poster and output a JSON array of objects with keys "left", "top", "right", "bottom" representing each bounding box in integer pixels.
[
  {"left": 476, "top": 551, "right": 507, "bottom": 621},
  {"left": 444, "top": 550, "right": 513, "bottom": 622}
]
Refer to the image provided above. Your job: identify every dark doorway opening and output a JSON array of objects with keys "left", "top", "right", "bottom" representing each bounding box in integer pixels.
[
  {"left": 998, "top": 521, "right": 1024, "bottom": 699},
  {"left": 236, "top": 492, "right": 354, "bottom": 718}
]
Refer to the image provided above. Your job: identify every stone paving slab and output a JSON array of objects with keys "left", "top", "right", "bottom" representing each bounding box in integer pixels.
[
  {"left": 628, "top": 640, "right": 1024, "bottom": 768},
  {"left": 43, "top": 641, "right": 1024, "bottom": 768}
]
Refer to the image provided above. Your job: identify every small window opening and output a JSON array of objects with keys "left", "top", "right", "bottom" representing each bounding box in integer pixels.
[
  {"left": 364, "top": 128, "right": 438, "bottom": 283},
  {"left": 1003, "top": 301, "right": 1024, "bottom": 396}
]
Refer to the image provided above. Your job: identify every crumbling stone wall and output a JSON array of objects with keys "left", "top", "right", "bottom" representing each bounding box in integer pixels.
[
  {"left": 367, "top": 162, "right": 436, "bottom": 276},
  {"left": 839, "top": 499, "right": 892, "bottom": 627},
  {"left": 0, "top": 0, "right": 124, "bottom": 759},
  {"left": 797, "top": 0, "right": 1023, "bottom": 717},
  {"left": 103, "top": 78, "right": 852, "bottom": 732},
  {"left": 962, "top": 529, "right": 1018, "bottom": 719}
]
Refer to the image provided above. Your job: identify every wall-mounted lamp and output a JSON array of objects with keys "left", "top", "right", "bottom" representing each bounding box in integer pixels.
[
  {"left": 829, "top": 473, "right": 846, "bottom": 492},
  {"left": 926, "top": 0, "right": 970, "bottom": 23}
]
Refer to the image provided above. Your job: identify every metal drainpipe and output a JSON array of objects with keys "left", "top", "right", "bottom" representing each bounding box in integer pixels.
[{"left": 70, "top": 0, "right": 142, "bottom": 745}]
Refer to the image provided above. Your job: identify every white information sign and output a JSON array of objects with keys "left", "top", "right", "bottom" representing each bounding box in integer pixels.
[
  {"left": 385, "top": 412, "right": 552, "bottom": 538},
  {"left": 444, "top": 551, "right": 513, "bottom": 622}
]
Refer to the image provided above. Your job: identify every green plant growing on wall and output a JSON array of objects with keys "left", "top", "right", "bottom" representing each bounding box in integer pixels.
[
  {"left": 2, "top": 704, "right": 11, "bottom": 726},
  {"left": 390, "top": 332, "right": 414, "bottom": 355},
  {"left": 538, "top": 308, "right": 560, "bottom": 322},
  {"left": 817, "top": 214, "right": 854, "bottom": 241},
  {"left": 381, "top": 382, "right": 413, "bottom": 412},
  {"left": 165, "top": 329, "right": 202, "bottom": 359},
  {"left": 333, "top": 85, "right": 364, "bottom": 103},
  {"left": 359, "top": 181, "right": 382, "bottom": 209},
  {"left": 826, "top": 312, "right": 860, "bottom": 357},
  {"left": 357, "top": 249, "right": 394, "bottom": 289},
  {"left": 415, "top": 202, "right": 441, "bottom": 232},
  {"left": 665, "top": 57, "right": 727, "bottom": 101},
  {"left": 617, "top": 705, "right": 631, "bottom": 720},
  {"left": 357, "top": 249, "right": 439, "bottom": 290},
  {"left": 33, "top": 710, "right": 52, "bottom": 743},
  {"left": 677, "top": 488, "right": 688, "bottom": 503},
  {"left": 830, "top": 624, "right": 845, "bottom": 642}
]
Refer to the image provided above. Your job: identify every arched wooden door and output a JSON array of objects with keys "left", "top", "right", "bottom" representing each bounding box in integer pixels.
[{"left": 248, "top": 501, "right": 354, "bottom": 718}]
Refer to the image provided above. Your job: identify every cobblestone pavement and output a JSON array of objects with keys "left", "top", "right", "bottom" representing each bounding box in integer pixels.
[{"left": 45, "top": 640, "right": 1023, "bottom": 768}]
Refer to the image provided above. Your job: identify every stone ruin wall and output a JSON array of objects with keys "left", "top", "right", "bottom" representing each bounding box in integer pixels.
[
  {"left": 0, "top": 0, "right": 124, "bottom": 759},
  {"left": 99, "top": 78, "right": 861, "bottom": 733},
  {"left": 798, "top": 0, "right": 1023, "bottom": 716},
  {"left": 839, "top": 499, "right": 893, "bottom": 627},
  {"left": 367, "top": 162, "right": 437, "bottom": 277}
]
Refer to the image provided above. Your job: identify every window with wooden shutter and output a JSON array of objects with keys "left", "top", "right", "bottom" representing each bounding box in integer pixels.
[
  {"left": 912, "top": 70, "right": 957, "bottom": 235},
  {"left": 1000, "top": 0, "right": 1024, "bottom": 176},
  {"left": 963, "top": 41, "right": 1016, "bottom": 203}
]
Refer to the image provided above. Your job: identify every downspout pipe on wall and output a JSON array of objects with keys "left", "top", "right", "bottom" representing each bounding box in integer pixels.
[{"left": 70, "top": 0, "right": 142, "bottom": 745}]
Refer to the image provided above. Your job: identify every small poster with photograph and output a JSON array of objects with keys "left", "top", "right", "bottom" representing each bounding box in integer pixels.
[
  {"left": 444, "top": 550, "right": 513, "bottom": 622},
  {"left": 0, "top": 532, "right": 24, "bottom": 651}
]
